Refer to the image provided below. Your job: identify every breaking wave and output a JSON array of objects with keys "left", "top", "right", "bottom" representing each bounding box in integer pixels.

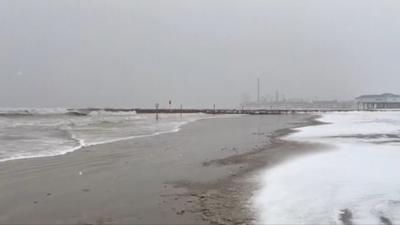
[
  {"left": 0, "top": 108, "right": 137, "bottom": 117},
  {"left": 0, "top": 110, "right": 218, "bottom": 163}
]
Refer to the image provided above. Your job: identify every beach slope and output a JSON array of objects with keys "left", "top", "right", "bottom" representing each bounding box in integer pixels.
[{"left": 0, "top": 114, "right": 314, "bottom": 224}]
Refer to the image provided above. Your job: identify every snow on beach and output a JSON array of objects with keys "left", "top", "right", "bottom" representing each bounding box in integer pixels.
[{"left": 254, "top": 111, "right": 400, "bottom": 225}]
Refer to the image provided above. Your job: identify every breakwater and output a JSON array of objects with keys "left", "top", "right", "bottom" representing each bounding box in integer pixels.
[{"left": 134, "top": 108, "right": 354, "bottom": 115}]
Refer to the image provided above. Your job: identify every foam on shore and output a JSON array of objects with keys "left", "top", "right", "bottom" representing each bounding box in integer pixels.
[{"left": 254, "top": 111, "right": 400, "bottom": 225}]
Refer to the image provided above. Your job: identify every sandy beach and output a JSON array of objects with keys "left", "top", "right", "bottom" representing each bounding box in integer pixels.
[{"left": 0, "top": 114, "right": 318, "bottom": 225}]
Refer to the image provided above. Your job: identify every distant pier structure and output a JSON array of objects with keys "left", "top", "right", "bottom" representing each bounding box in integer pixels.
[{"left": 356, "top": 93, "right": 400, "bottom": 110}]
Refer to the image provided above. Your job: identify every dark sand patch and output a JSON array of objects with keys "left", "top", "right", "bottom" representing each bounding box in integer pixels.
[{"left": 172, "top": 116, "right": 327, "bottom": 225}]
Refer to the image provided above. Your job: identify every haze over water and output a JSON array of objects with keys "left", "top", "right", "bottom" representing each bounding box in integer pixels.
[{"left": 3, "top": 0, "right": 400, "bottom": 108}]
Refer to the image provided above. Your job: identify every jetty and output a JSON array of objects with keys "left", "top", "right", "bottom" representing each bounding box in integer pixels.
[{"left": 134, "top": 108, "right": 353, "bottom": 115}]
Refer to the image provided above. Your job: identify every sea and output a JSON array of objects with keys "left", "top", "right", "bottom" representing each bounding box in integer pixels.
[
  {"left": 0, "top": 108, "right": 213, "bottom": 162},
  {"left": 254, "top": 111, "right": 400, "bottom": 225}
]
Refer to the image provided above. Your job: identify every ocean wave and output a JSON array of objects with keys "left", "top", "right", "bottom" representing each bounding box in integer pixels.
[
  {"left": 88, "top": 109, "right": 137, "bottom": 116},
  {"left": 0, "top": 108, "right": 69, "bottom": 116},
  {"left": 0, "top": 108, "right": 79, "bottom": 117},
  {"left": 0, "top": 108, "right": 137, "bottom": 117},
  {"left": 0, "top": 113, "right": 221, "bottom": 163}
]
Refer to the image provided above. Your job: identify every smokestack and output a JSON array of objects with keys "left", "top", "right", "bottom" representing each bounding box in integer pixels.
[
  {"left": 275, "top": 90, "right": 279, "bottom": 102},
  {"left": 257, "top": 78, "right": 260, "bottom": 102}
]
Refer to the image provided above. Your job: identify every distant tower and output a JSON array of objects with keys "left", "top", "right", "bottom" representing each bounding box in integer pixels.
[
  {"left": 275, "top": 90, "right": 280, "bottom": 102},
  {"left": 257, "top": 78, "right": 261, "bottom": 102}
]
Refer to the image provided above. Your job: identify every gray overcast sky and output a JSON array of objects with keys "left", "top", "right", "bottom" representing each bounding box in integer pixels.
[{"left": 1, "top": 0, "right": 400, "bottom": 108}]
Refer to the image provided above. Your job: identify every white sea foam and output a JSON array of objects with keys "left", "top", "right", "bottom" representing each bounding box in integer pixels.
[
  {"left": 0, "top": 107, "right": 70, "bottom": 115},
  {"left": 253, "top": 111, "right": 400, "bottom": 225},
  {"left": 88, "top": 110, "right": 137, "bottom": 116}
]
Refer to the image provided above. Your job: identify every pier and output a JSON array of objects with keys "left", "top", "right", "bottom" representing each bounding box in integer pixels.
[{"left": 134, "top": 108, "right": 353, "bottom": 115}]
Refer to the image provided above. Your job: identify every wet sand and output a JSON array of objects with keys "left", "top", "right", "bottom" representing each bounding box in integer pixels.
[{"left": 0, "top": 114, "right": 319, "bottom": 224}]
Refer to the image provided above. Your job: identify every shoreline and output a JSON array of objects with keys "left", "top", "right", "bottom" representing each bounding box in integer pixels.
[
  {"left": 173, "top": 115, "right": 327, "bottom": 225},
  {"left": 0, "top": 113, "right": 220, "bottom": 164},
  {"left": 0, "top": 114, "right": 324, "bottom": 225}
]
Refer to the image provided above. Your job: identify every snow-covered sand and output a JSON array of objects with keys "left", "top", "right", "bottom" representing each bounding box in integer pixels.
[{"left": 254, "top": 112, "right": 400, "bottom": 225}]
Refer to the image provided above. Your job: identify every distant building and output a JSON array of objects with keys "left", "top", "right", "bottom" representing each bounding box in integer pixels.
[
  {"left": 241, "top": 98, "right": 355, "bottom": 110},
  {"left": 356, "top": 93, "right": 400, "bottom": 110}
]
